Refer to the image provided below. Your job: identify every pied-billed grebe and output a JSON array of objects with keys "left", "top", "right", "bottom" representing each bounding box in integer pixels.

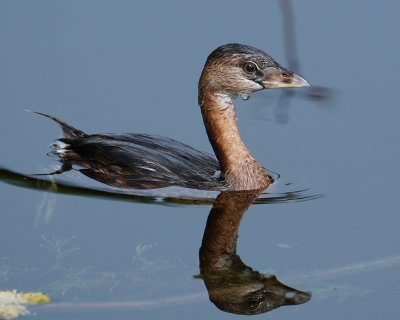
[{"left": 35, "top": 43, "right": 308, "bottom": 191}]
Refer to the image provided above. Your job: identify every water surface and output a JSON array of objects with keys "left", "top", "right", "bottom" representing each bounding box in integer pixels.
[{"left": 1, "top": 1, "right": 400, "bottom": 319}]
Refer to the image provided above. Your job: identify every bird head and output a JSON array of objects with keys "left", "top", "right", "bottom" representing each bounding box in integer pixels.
[{"left": 199, "top": 43, "right": 309, "bottom": 100}]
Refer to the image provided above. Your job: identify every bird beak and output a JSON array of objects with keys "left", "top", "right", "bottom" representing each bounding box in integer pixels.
[{"left": 260, "top": 66, "right": 310, "bottom": 89}]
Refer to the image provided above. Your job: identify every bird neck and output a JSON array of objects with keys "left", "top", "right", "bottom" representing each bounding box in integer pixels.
[{"left": 199, "top": 89, "right": 271, "bottom": 190}]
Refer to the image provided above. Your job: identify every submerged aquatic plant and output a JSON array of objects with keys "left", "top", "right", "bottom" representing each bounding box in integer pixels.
[{"left": 0, "top": 290, "right": 50, "bottom": 320}]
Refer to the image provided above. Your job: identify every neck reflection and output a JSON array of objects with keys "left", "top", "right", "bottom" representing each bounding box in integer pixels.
[{"left": 199, "top": 190, "right": 310, "bottom": 315}]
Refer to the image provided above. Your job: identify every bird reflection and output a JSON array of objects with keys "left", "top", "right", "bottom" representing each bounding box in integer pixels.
[
  {"left": 0, "top": 164, "right": 313, "bottom": 315},
  {"left": 198, "top": 190, "right": 311, "bottom": 315}
]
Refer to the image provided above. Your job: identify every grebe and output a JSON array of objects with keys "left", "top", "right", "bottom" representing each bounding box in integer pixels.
[{"left": 36, "top": 43, "right": 309, "bottom": 191}]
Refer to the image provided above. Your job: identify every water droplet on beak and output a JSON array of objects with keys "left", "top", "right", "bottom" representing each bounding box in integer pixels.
[{"left": 240, "top": 93, "right": 251, "bottom": 101}]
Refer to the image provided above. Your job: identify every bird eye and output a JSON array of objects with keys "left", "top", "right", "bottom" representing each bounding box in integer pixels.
[
  {"left": 247, "top": 300, "right": 261, "bottom": 311},
  {"left": 243, "top": 62, "right": 257, "bottom": 74}
]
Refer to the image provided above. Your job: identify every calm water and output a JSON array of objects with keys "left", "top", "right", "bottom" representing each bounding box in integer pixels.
[{"left": 1, "top": 0, "right": 399, "bottom": 319}]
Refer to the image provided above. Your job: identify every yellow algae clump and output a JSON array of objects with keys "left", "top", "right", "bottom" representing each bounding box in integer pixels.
[
  {"left": 0, "top": 290, "right": 50, "bottom": 320},
  {"left": 20, "top": 292, "right": 50, "bottom": 304},
  {"left": 0, "top": 305, "right": 29, "bottom": 319}
]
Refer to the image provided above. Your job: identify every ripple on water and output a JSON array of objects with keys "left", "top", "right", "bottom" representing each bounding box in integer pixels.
[{"left": 0, "top": 166, "right": 321, "bottom": 206}]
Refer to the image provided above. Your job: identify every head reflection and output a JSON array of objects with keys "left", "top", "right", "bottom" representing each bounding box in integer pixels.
[{"left": 198, "top": 190, "right": 310, "bottom": 315}]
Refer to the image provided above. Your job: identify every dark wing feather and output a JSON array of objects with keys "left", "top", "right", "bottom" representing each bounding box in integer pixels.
[
  {"left": 34, "top": 112, "right": 223, "bottom": 190},
  {"left": 57, "top": 133, "right": 223, "bottom": 190}
]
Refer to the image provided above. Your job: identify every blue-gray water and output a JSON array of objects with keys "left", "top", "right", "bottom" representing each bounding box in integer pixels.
[{"left": 1, "top": 1, "right": 399, "bottom": 319}]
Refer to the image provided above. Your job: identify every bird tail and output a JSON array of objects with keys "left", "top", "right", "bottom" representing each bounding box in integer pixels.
[{"left": 27, "top": 110, "right": 88, "bottom": 139}]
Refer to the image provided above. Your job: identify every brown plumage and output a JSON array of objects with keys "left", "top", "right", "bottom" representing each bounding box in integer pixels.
[{"left": 35, "top": 43, "right": 309, "bottom": 191}]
